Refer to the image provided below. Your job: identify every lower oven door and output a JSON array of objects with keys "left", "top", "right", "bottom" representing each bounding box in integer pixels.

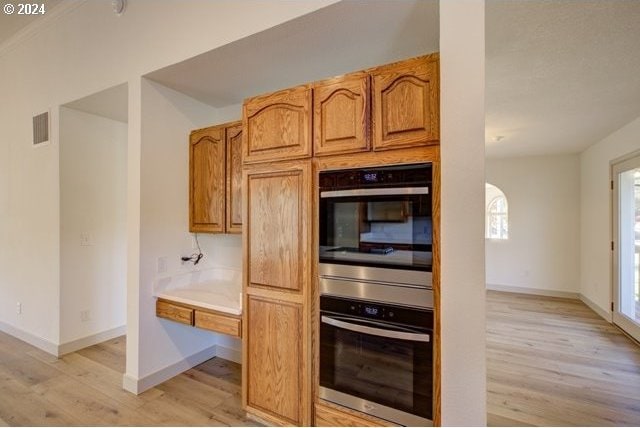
[{"left": 319, "top": 313, "right": 433, "bottom": 426}]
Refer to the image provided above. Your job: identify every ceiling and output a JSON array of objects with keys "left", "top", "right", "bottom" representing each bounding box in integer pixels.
[
  {"left": 149, "top": 0, "right": 640, "bottom": 159},
  {"left": 146, "top": 0, "right": 439, "bottom": 108},
  {"left": 0, "top": 0, "right": 62, "bottom": 45},
  {"left": 486, "top": 0, "right": 640, "bottom": 158},
  {"left": 63, "top": 83, "right": 128, "bottom": 123},
  {"left": 5, "top": 0, "right": 637, "bottom": 159}
]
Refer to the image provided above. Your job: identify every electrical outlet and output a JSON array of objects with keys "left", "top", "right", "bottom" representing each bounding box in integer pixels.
[
  {"left": 180, "top": 255, "right": 191, "bottom": 267},
  {"left": 80, "top": 310, "right": 90, "bottom": 322},
  {"left": 16, "top": 302, "right": 22, "bottom": 315},
  {"left": 157, "top": 257, "right": 167, "bottom": 274},
  {"left": 80, "top": 232, "right": 92, "bottom": 246}
]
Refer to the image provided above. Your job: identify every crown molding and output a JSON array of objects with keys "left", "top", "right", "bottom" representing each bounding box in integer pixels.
[{"left": 0, "top": 0, "right": 87, "bottom": 57}]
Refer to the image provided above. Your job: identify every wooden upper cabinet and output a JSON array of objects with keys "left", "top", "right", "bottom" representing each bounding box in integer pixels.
[
  {"left": 313, "top": 73, "right": 370, "bottom": 156},
  {"left": 190, "top": 125, "right": 225, "bottom": 233},
  {"left": 372, "top": 54, "right": 440, "bottom": 150},
  {"left": 244, "top": 162, "right": 310, "bottom": 292},
  {"left": 243, "top": 85, "right": 312, "bottom": 163},
  {"left": 225, "top": 122, "right": 243, "bottom": 233},
  {"left": 246, "top": 295, "right": 303, "bottom": 425}
]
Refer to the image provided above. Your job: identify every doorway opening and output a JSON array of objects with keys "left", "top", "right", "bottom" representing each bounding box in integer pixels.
[
  {"left": 58, "top": 83, "right": 128, "bottom": 364},
  {"left": 612, "top": 151, "right": 640, "bottom": 342}
]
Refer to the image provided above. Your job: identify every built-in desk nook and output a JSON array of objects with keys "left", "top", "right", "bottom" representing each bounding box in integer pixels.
[{"left": 154, "top": 267, "right": 242, "bottom": 338}]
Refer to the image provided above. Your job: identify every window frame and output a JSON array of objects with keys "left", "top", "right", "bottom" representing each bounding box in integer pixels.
[{"left": 485, "top": 184, "right": 509, "bottom": 240}]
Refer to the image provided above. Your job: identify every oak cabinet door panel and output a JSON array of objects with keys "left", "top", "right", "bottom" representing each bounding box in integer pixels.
[
  {"left": 313, "top": 74, "right": 370, "bottom": 156},
  {"left": 243, "top": 86, "right": 312, "bottom": 163},
  {"left": 226, "top": 123, "right": 243, "bottom": 233},
  {"left": 372, "top": 55, "right": 439, "bottom": 150},
  {"left": 246, "top": 169, "right": 306, "bottom": 292},
  {"left": 190, "top": 126, "right": 225, "bottom": 233},
  {"left": 246, "top": 296, "right": 303, "bottom": 425}
]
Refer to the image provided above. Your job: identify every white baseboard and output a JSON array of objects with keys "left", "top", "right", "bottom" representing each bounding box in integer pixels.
[
  {"left": 216, "top": 343, "right": 241, "bottom": 364},
  {"left": 487, "top": 283, "right": 579, "bottom": 299},
  {"left": 0, "top": 319, "right": 58, "bottom": 356},
  {"left": 122, "top": 373, "right": 139, "bottom": 394},
  {"left": 122, "top": 344, "right": 217, "bottom": 394},
  {"left": 58, "top": 325, "right": 126, "bottom": 356},
  {"left": 121, "top": 342, "right": 241, "bottom": 395},
  {"left": 579, "top": 293, "right": 612, "bottom": 323}
]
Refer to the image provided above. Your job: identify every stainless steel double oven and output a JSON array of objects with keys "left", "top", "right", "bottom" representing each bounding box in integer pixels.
[{"left": 318, "top": 163, "right": 434, "bottom": 427}]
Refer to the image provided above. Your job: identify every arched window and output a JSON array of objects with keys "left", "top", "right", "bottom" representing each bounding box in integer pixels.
[{"left": 486, "top": 183, "right": 508, "bottom": 240}]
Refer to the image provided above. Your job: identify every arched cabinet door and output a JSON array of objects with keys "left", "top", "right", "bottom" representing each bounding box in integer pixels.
[
  {"left": 189, "top": 125, "right": 225, "bottom": 233},
  {"left": 372, "top": 54, "right": 440, "bottom": 150},
  {"left": 313, "top": 73, "right": 370, "bottom": 156},
  {"left": 243, "top": 85, "right": 312, "bottom": 163},
  {"left": 225, "top": 123, "right": 243, "bottom": 233}
]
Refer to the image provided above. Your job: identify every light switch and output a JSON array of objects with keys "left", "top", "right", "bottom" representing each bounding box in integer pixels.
[{"left": 157, "top": 257, "right": 167, "bottom": 274}]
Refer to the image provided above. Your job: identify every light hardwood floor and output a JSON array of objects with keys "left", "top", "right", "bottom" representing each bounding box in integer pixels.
[
  {"left": 487, "top": 290, "right": 640, "bottom": 426},
  {"left": 2, "top": 293, "right": 640, "bottom": 426},
  {"left": 0, "top": 333, "right": 256, "bottom": 426}
]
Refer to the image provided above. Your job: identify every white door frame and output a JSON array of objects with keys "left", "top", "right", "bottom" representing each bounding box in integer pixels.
[{"left": 612, "top": 150, "right": 640, "bottom": 342}]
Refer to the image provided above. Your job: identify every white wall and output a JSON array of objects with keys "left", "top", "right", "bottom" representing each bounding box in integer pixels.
[
  {"left": 132, "top": 79, "right": 243, "bottom": 387},
  {"left": 486, "top": 155, "right": 580, "bottom": 295},
  {"left": 581, "top": 115, "right": 640, "bottom": 316},
  {"left": 0, "top": 0, "right": 489, "bottom": 422},
  {"left": 0, "top": 99, "right": 60, "bottom": 350},
  {"left": 59, "top": 107, "right": 127, "bottom": 346},
  {"left": 440, "top": 1, "right": 486, "bottom": 425},
  {"left": 0, "top": 0, "right": 336, "bottom": 348}
]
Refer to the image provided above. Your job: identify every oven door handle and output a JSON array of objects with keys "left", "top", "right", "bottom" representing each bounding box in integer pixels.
[
  {"left": 320, "top": 187, "right": 429, "bottom": 198},
  {"left": 321, "top": 315, "right": 430, "bottom": 343}
]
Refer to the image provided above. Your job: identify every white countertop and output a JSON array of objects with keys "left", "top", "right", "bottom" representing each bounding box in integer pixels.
[
  {"left": 157, "top": 286, "right": 242, "bottom": 316},
  {"left": 154, "top": 267, "right": 242, "bottom": 316}
]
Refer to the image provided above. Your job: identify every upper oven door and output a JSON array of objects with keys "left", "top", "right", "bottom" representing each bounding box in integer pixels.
[{"left": 319, "top": 187, "right": 432, "bottom": 272}]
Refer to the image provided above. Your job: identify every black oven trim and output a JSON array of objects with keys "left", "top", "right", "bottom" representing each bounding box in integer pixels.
[{"left": 319, "top": 163, "right": 433, "bottom": 191}]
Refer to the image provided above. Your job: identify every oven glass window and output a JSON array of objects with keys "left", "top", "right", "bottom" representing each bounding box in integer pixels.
[
  {"left": 319, "top": 194, "right": 432, "bottom": 271},
  {"left": 320, "top": 318, "right": 432, "bottom": 420}
]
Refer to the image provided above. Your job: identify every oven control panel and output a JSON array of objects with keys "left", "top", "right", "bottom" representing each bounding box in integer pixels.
[
  {"left": 354, "top": 302, "right": 390, "bottom": 319},
  {"left": 320, "top": 295, "right": 433, "bottom": 329},
  {"left": 319, "top": 163, "right": 431, "bottom": 190}
]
